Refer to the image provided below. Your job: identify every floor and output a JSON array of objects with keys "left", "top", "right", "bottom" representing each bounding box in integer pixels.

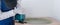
[{"left": 15, "top": 17, "right": 60, "bottom": 25}]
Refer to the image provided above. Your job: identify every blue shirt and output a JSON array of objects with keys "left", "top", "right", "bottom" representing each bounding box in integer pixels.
[{"left": 1, "top": 0, "right": 11, "bottom": 12}]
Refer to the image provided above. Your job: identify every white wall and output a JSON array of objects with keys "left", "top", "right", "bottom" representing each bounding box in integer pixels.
[
  {"left": 53, "top": 0, "right": 60, "bottom": 21},
  {"left": 19, "top": 0, "right": 60, "bottom": 21},
  {"left": 21, "top": 0, "right": 54, "bottom": 18}
]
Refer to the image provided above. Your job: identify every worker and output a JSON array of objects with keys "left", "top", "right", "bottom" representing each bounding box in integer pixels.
[{"left": 0, "top": 0, "right": 17, "bottom": 25}]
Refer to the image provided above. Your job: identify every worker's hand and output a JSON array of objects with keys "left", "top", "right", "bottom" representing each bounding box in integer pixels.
[{"left": 13, "top": 7, "right": 23, "bottom": 14}]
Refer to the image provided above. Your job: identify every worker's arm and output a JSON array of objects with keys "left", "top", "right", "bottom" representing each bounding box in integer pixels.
[{"left": 13, "top": 0, "right": 24, "bottom": 14}]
